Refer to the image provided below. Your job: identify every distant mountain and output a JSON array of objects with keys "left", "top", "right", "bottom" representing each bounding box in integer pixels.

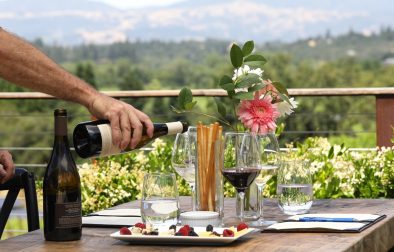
[{"left": 1, "top": 0, "right": 394, "bottom": 45}]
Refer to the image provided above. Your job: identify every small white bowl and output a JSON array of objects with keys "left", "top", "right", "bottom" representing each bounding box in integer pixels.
[{"left": 180, "top": 211, "right": 220, "bottom": 227}]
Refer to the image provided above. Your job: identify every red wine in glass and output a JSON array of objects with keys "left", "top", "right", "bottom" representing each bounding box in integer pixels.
[{"left": 222, "top": 168, "right": 260, "bottom": 192}]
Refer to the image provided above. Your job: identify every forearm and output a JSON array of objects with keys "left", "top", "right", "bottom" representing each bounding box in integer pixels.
[{"left": 0, "top": 27, "right": 99, "bottom": 108}]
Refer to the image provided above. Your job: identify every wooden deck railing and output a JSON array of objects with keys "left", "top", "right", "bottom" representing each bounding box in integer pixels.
[{"left": 1, "top": 87, "right": 393, "bottom": 146}]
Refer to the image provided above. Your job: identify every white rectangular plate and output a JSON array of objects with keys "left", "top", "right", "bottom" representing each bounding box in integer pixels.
[{"left": 110, "top": 227, "right": 257, "bottom": 245}]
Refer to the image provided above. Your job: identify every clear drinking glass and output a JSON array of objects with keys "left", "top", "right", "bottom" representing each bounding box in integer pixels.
[
  {"left": 171, "top": 128, "right": 197, "bottom": 211},
  {"left": 141, "top": 173, "right": 180, "bottom": 227},
  {"left": 277, "top": 160, "right": 313, "bottom": 215},
  {"left": 222, "top": 132, "right": 261, "bottom": 222}
]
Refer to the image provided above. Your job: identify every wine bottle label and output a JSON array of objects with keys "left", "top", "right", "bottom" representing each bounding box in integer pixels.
[
  {"left": 98, "top": 124, "right": 121, "bottom": 156},
  {"left": 55, "top": 202, "right": 82, "bottom": 229},
  {"left": 166, "top": 122, "right": 184, "bottom": 135}
]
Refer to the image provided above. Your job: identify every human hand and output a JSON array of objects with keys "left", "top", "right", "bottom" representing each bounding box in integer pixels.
[
  {"left": 87, "top": 93, "right": 154, "bottom": 150},
  {"left": 0, "top": 150, "right": 15, "bottom": 184}
]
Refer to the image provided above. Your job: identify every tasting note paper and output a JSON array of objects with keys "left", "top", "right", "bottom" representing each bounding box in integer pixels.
[
  {"left": 286, "top": 213, "right": 382, "bottom": 222},
  {"left": 82, "top": 208, "right": 142, "bottom": 227},
  {"left": 265, "top": 213, "right": 386, "bottom": 233}
]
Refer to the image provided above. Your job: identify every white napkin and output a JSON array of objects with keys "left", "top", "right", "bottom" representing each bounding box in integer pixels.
[
  {"left": 88, "top": 208, "right": 141, "bottom": 217},
  {"left": 82, "top": 216, "right": 142, "bottom": 226}
]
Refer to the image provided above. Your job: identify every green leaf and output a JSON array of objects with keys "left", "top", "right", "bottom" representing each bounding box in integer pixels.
[
  {"left": 184, "top": 101, "right": 197, "bottom": 110},
  {"left": 214, "top": 98, "right": 227, "bottom": 118},
  {"left": 230, "top": 43, "right": 244, "bottom": 68},
  {"left": 235, "top": 73, "right": 261, "bottom": 89},
  {"left": 248, "top": 83, "right": 265, "bottom": 93},
  {"left": 272, "top": 81, "right": 289, "bottom": 96},
  {"left": 242, "top": 41, "right": 254, "bottom": 56},
  {"left": 227, "top": 90, "right": 235, "bottom": 98},
  {"left": 244, "top": 54, "right": 267, "bottom": 67},
  {"left": 233, "top": 91, "right": 254, "bottom": 100},
  {"left": 177, "top": 87, "right": 193, "bottom": 110},
  {"left": 219, "top": 75, "right": 233, "bottom": 85},
  {"left": 278, "top": 93, "right": 291, "bottom": 104},
  {"left": 221, "top": 83, "right": 235, "bottom": 91},
  {"left": 219, "top": 75, "right": 234, "bottom": 91},
  {"left": 328, "top": 146, "right": 334, "bottom": 159}
]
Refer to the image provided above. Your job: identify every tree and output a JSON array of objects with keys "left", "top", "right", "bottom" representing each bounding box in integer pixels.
[{"left": 75, "top": 62, "right": 97, "bottom": 88}]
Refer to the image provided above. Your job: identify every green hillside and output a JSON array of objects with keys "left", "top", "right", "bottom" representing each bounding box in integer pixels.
[{"left": 1, "top": 29, "right": 394, "bottom": 173}]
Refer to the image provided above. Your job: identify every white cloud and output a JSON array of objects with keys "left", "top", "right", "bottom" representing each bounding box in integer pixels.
[
  {"left": 0, "top": 0, "right": 373, "bottom": 44},
  {"left": 77, "top": 28, "right": 127, "bottom": 43},
  {"left": 93, "top": 0, "right": 185, "bottom": 9}
]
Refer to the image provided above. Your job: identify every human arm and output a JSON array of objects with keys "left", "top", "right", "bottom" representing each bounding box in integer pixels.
[
  {"left": 0, "top": 151, "right": 15, "bottom": 184},
  {"left": 0, "top": 27, "right": 153, "bottom": 149}
]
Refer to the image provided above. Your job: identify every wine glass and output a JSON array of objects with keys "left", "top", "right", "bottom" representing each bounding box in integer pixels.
[
  {"left": 222, "top": 132, "right": 261, "bottom": 222},
  {"left": 171, "top": 128, "right": 197, "bottom": 211},
  {"left": 254, "top": 133, "right": 280, "bottom": 226}
]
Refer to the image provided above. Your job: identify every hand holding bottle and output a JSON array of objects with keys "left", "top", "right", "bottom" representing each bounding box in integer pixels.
[
  {"left": 86, "top": 93, "right": 154, "bottom": 150},
  {"left": 0, "top": 150, "right": 15, "bottom": 184}
]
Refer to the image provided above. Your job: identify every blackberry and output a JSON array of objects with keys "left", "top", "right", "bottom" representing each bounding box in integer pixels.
[
  {"left": 206, "top": 224, "right": 213, "bottom": 232},
  {"left": 148, "top": 231, "right": 159, "bottom": 236},
  {"left": 212, "top": 231, "right": 221, "bottom": 237},
  {"left": 188, "top": 230, "right": 199, "bottom": 237},
  {"left": 169, "top": 225, "right": 177, "bottom": 231}
]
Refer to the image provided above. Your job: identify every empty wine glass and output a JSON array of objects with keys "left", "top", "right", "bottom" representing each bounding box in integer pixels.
[
  {"left": 222, "top": 132, "right": 261, "bottom": 222},
  {"left": 254, "top": 133, "right": 280, "bottom": 226},
  {"left": 171, "top": 128, "right": 197, "bottom": 211}
]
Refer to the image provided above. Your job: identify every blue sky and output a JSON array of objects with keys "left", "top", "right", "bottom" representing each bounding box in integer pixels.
[{"left": 0, "top": 0, "right": 393, "bottom": 44}]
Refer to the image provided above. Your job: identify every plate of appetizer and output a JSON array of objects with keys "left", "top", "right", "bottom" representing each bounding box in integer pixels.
[{"left": 110, "top": 222, "right": 257, "bottom": 245}]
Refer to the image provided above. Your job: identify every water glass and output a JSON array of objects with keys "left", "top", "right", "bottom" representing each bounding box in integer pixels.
[
  {"left": 141, "top": 173, "right": 180, "bottom": 227},
  {"left": 277, "top": 160, "right": 313, "bottom": 215}
]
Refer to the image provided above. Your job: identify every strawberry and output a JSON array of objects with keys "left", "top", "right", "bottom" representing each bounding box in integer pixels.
[
  {"left": 182, "top": 225, "right": 191, "bottom": 232},
  {"left": 237, "top": 222, "right": 248, "bottom": 232},
  {"left": 223, "top": 229, "right": 234, "bottom": 237},
  {"left": 134, "top": 223, "right": 146, "bottom": 229},
  {"left": 177, "top": 226, "right": 189, "bottom": 236},
  {"left": 119, "top": 227, "right": 131, "bottom": 235}
]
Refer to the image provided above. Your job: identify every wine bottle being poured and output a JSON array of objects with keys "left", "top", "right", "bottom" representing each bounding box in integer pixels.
[{"left": 73, "top": 120, "right": 189, "bottom": 158}]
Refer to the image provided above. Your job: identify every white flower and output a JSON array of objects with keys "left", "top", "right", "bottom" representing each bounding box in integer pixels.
[
  {"left": 277, "top": 97, "right": 298, "bottom": 117},
  {"left": 232, "top": 65, "right": 264, "bottom": 81}
]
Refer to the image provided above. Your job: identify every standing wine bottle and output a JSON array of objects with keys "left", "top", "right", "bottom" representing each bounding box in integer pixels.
[
  {"left": 73, "top": 120, "right": 189, "bottom": 158},
  {"left": 43, "top": 109, "right": 82, "bottom": 241}
]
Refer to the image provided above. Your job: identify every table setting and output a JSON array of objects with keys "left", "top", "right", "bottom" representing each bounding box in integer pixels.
[{"left": 83, "top": 40, "right": 386, "bottom": 246}]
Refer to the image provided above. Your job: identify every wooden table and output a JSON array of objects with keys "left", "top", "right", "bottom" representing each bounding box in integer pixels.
[{"left": 1, "top": 197, "right": 394, "bottom": 252}]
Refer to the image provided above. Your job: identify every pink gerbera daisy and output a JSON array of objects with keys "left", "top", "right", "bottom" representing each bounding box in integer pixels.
[{"left": 237, "top": 95, "right": 280, "bottom": 134}]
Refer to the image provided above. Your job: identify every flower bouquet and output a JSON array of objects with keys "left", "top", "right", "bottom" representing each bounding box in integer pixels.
[
  {"left": 173, "top": 40, "right": 297, "bottom": 219},
  {"left": 173, "top": 40, "right": 297, "bottom": 133}
]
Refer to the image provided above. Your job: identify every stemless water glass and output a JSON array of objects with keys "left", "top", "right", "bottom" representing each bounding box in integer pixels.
[
  {"left": 171, "top": 128, "right": 197, "bottom": 211},
  {"left": 277, "top": 160, "right": 313, "bottom": 215},
  {"left": 141, "top": 173, "right": 180, "bottom": 228},
  {"left": 222, "top": 132, "right": 261, "bottom": 222}
]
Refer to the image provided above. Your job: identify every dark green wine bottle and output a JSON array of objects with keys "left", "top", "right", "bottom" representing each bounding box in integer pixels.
[
  {"left": 73, "top": 120, "right": 189, "bottom": 158},
  {"left": 43, "top": 109, "right": 82, "bottom": 241}
]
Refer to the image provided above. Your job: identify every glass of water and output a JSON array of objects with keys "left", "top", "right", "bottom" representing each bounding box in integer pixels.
[
  {"left": 277, "top": 159, "right": 313, "bottom": 215},
  {"left": 141, "top": 173, "right": 180, "bottom": 228}
]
